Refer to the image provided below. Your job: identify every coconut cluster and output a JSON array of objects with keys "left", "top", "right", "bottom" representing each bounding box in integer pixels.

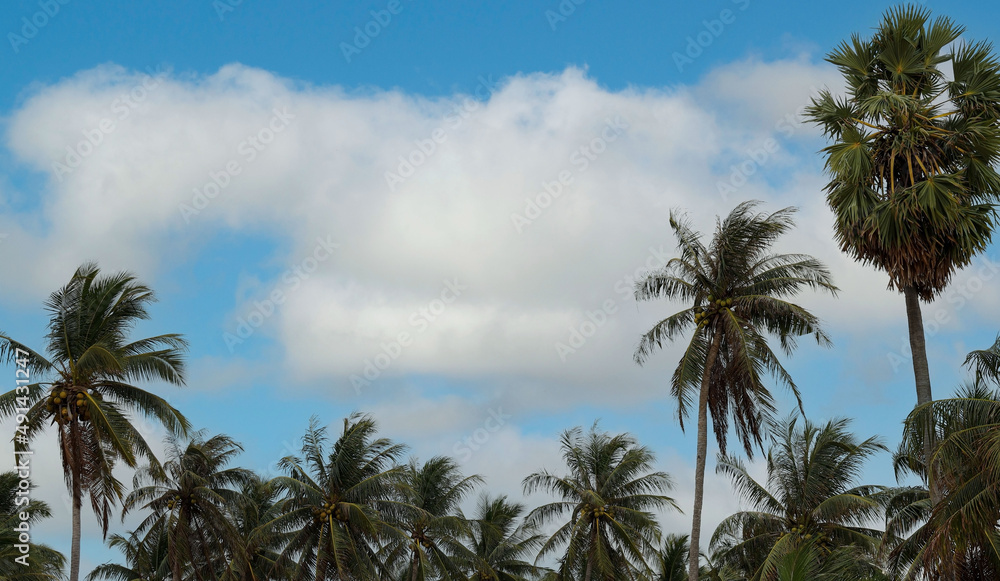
[
  {"left": 312, "top": 501, "right": 346, "bottom": 523},
  {"left": 788, "top": 525, "right": 832, "bottom": 551},
  {"left": 586, "top": 505, "right": 613, "bottom": 519},
  {"left": 693, "top": 295, "right": 734, "bottom": 328},
  {"left": 44, "top": 386, "right": 99, "bottom": 425},
  {"left": 166, "top": 493, "right": 196, "bottom": 510}
]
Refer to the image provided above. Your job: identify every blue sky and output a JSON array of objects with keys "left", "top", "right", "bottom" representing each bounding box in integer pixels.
[{"left": 2, "top": 0, "right": 1000, "bottom": 569}]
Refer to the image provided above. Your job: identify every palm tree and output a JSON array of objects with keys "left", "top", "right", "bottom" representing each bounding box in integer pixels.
[
  {"left": 633, "top": 201, "right": 837, "bottom": 581},
  {"left": 523, "top": 423, "right": 678, "bottom": 581},
  {"left": 221, "top": 474, "right": 296, "bottom": 581},
  {"left": 806, "top": 6, "right": 1000, "bottom": 413},
  {"left": 771, "top": 542, "right": 891, "bottom": 581},
  {"left": 464, "top": 494, "right": 547, "bottom": 581},
  {"left": 646, "top": 534, "right": 689, "bottom": 581},
  {"left": 383, "top": 456, "right": 482, "bottom": 581},
  {"left": 710, "top": 416, "right": 886, "bottom": 581},
  {"left": 890, "top": 382, "right": 1000, "bottom": 579},
  {"left": 273, "top": 413, "right": 407, "bottom": 580},
  {"left": 124, "top": 431, "right": 253, "bottom": 581},
  {"left": 0, "top": 471, "right": 66, "bottom": 581},
  {"left": 0, "top": 263, "right": 190, "bottom": 581},
  {"left": 964, "top": 333, "right": 1000, "bottom": 386},
  {"left": 87, "top": 529, "right": 171, "bottom": 581}
]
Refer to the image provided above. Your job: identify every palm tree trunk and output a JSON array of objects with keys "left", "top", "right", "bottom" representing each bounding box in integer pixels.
[
  {"left": 904, "top": 286, "right": 939, "bottom": 503},
  {"left": 688, "top": 331, "right": 722, "bottom": 581},
  {"left": 67, "top": 422, "right": 83, "bottom": 581},
  {"left": 904, "top": 286, "right": 933, "bottom": 406},
  {"left": 584, "top": 522, "right": 597, "bottom": 581},
  {"left": 71, "top": 487, "right": 81, "bottom": 581},
  {"left": 410, "top": 547, "right": 420, "bottom": 581}
]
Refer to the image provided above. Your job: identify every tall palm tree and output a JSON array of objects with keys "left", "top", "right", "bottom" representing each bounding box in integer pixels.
[
  {"left": 633, "top": 201, "right": 837, "bottom": 581},
  {"left": 522, "top": 423, "right": 678, "bottom": 581},
  {"left": 273, "top": 413, "right": 407, "bottom": 581},
  {"left": 464, "top": 494, "right": 547, "bottom": 581},
  {"left": 806, "top": 6, "right": 1000, "bottom": 413},
  {"left": 383, "top": 456, "right": 482, "bottom": 581},
  {"left": 890, "top": 382, "right": 1000, "bottom": 579},
  {"left": 0, "top": 262, "right": 190, "bottom": 581},
  {"left": 124, "top": 431, "right": 253, "bottom": 581},
  {"left": 0, "top": 471, "right": 66, "bottom": 581},
  {"left": 710, "top": 416, "right": 886, "bottom": 581}
]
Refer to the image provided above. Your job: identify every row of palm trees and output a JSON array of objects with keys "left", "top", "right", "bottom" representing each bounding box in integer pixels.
[{"left": 6, "top": 367, "right": 1000, "bottom": 580}]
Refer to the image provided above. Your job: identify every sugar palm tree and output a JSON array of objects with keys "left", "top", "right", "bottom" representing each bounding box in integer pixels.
[
  {"left": 633, "top": 202, "right": 837, "bottom": 581},
  {"left": 806, "top": 6, "right": 1000, "bottom": 414},
  {"left": 710, "top": 416, "right": 886, "bottom": 581},
  {"left": 890, "top": 382, "right": 1000, "bottom": 579},
  {"left": 0, "top": 471, "right": 66, "bottom": 581},
  {"left": 464, "top": 494, "right": 547, "bottom": 581},
  {"left": 124, "top": 431, "right": 253, "bottom": 581},
  {"left": 383, "top": 456, "right": 482, "bottom": 581},
  {"left": 273, "top": 413, "right": 407, "bottom": 580},
  {"left": 523, "top": 423, "right": 678, "bottom": 581},
  {"left": 0, "top": 262, "right": 190, "bottom": 581}
]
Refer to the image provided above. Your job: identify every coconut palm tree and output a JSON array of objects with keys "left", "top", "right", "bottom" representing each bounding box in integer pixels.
[
  {"left": 633, "top": 201, "right": 837, "bottom": 581},
  {"left": 890, "top": 382, "right": 1000, "bottom": 579},
  {"left": 964, "top": 333, "right": 1000, "bottom": 386},
  {"left": 273, "top": 413, "right": 407, "bottom": 581},
  {"left": 382, "top": 456, "right": 482, "bottom": 581},
  {"left": 523, "top": 423, "right": 678, "bottom": 581},
  {"left": 0, "top": 262, "right": 190, "bottom": 581},
  {"left": 221, "top": 474, "right": 296, "bottom": 581},
  {"left": 464, "top": 494, "right": 547, "bottom": 581},
  {"left": 87, "top": 529, "right": 171, "bottom": 581},
  {"left": 806, "top": 6, "right": 1000, "bottom": 414},
  {"left": 124, "top": 431, "right": 253, "bottom": 581},
  {"left": 645, "top": 534, "right": 689, "bottom": 581},
  {"left": 0, "top": 471, "right": 66, "bottom": 581},
  {"left": 710, "top": 416, "right": 886, "bottom": 581}
]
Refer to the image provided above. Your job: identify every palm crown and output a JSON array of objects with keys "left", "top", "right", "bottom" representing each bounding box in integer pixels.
[
  {"left": 806, "top": 5, "right": 1000, "bottom": 300},
  {"left": 0, "top": 262, "right": 190, "bottom": 581}
]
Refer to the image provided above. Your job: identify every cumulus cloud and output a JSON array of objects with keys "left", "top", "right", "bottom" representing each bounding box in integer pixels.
[{"left": 1, "top": 59, "right": 944, "bottom": 407}]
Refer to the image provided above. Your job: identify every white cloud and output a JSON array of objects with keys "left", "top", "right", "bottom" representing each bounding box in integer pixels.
[{"left": 1, "top": 59, "right": 938, "bottom": 408}]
